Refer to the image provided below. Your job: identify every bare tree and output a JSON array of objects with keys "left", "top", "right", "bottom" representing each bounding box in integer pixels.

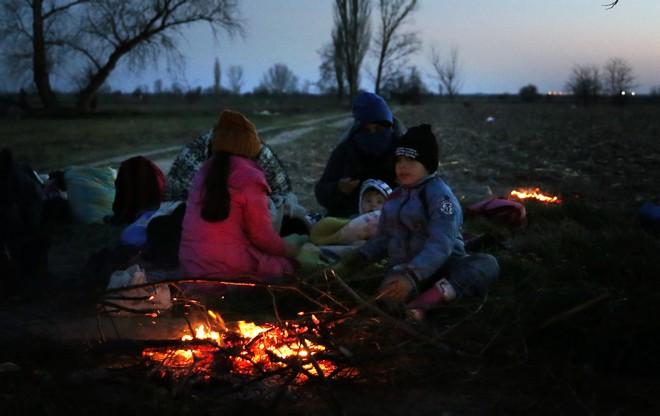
[
  {"left": 603, "top": 57, "right": 635, "bottom": 95},
  {"left": 0, "top": 0, "right": 85, "bottom": 110},
  {"left": 382, "top": 65, "right": 426, "bottom": 104},
  {"left": 430, "top": 45, "right": 463, "bottom": 100},
  {"left": 333, "top": 0, "right": 371, "bottom": 100},
  {"left": 603, "top": 1, "right": 619, "bottom": 9},
  {"left": 566, "top": 63, "right": 602, "bottom": 106},
  {"left": 317, "top": 42, "right": 343, "bottom": 97},
  {"left": 331, "top": 28, "right": 347, "bottom": 100},
  {"left": 372, "top": 0, "right": 421, "bottom": 95},
  {"left": 0, "top": 0, "right": 243, "bottom": 113},
  {"left": 213, "top": 57, "right": 221, "bottom": 93},
  {"left": 227, "top": 65, "right": 243, "bottom": 94},
  {"left": 258, "top": 63, "right": 299, "bottom": 94},
  {"left": 153, "top": 79, "right": 163, "bottom": 95}
]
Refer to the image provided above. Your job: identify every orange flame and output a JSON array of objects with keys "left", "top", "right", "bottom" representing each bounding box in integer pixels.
[
  {"left": 142, "top": 311, "right": 339, "bottom": 380},
  {"left": 231, "top": 320, "right": 331, "bottom": 377},
  {"left": 510, "top": 188, "right": 561, "bottom": 203}
]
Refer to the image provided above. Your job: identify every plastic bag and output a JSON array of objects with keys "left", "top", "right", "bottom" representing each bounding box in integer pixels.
[{"left": 101, "top": 264, "right": 172, "bottom": 315}]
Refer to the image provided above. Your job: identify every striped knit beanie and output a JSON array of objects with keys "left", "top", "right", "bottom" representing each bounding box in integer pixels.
[{"left": 359, "top": 179, "right": 392, "bottom": 214}]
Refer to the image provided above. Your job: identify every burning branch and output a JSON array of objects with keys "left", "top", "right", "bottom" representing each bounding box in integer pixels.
[{"left": 510, "top": 188, "right": 561, "bottom": 203}]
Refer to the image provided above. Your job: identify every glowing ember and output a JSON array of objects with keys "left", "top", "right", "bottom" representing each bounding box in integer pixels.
[
  {"left": 510, "top": 188, "right": 561, "bottom": 203},
  {"left": 142, "top": 311, "right": 343, "bottom": 381},
  {"left": 142, "top": 345, "right": 216, "bottom": 370},
  {"left": 230, "top": 319, "right": 332, "bottom": 377}
]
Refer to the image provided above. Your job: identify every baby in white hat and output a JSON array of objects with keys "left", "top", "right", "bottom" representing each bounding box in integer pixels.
[{"left": 310, "top": 179, "right": 392, "bottom": 246}]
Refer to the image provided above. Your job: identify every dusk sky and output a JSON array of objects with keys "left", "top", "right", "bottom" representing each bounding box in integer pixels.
[{"left": 106, "top": 0, "right": 660, "bottom": 95}]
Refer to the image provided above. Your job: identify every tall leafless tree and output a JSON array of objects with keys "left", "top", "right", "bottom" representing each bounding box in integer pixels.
[
  {"left": 0, "top": 0, "right": 243, "bottom": 113},
  {"left": 0, "top": 0, "right": 86, "bottom": 110},
  {"left": 566, "top": 63, "right": 602, "bottom": 106},
  {"left": 153, "top": 79, "right": 163, "bottom": 95},
  {"left": 603, "top": 57, "right": 635, "bottom": 95},
  {"left": 430, "top": 45, "right": 463, "bottom": 100},
  {"left": 317, "top": 42, "right": 344, "bottom": 97},
  {"left": 213, "top": 57, "right": 222, "bottom": 93},
  {"left": 227, "top": 65, "right": 243, "bottom": 94},
  {"left": 333, "top": 0, "right": 371, "bottom": 101},
  {"left": 372, "top": 0, "right": 420, "bottom": 95}
]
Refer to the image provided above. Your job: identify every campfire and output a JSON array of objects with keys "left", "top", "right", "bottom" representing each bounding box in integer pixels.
[
  {"left": 510, "top": 188, "right": 561, "bottom": 203},
  {"left": 141, "top": 310, "right": 349, "bottom": 382},
  {"left": 93, "top": 270, "right": 477, "bottom": 412}
]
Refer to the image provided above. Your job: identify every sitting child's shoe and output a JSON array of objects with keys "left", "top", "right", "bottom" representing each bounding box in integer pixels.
[{"left": 405, "top": 278, "right": 457, "bottom": 320}]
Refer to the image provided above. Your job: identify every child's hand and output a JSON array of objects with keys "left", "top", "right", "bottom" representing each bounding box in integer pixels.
[
  {"left": 296, "top": 242, "right": 331, "bottom": 273},
  {"left": 332, "top": 248, "right": 369, "bottom": 276},
  {"left": 377, "top": 272, "right": 416, "bottom": 303},
  {"left": 283, "top": 234, "right": 310, "bottom": 257}
]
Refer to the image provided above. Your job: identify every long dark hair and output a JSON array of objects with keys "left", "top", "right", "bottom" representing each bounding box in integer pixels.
[{"left": 201, "top": 152, "right": 231, "bottom": 222}]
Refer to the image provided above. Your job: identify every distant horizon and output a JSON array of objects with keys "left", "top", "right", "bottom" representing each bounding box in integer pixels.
[
  {"left": 107, "top": 0, "right": 660, "bottom": 96},
  {"left": 3, "top": 1, "right": 659, "bottom": 96},
  {"left": 3, "top": 88, "right": 654, "bottom": 99}
]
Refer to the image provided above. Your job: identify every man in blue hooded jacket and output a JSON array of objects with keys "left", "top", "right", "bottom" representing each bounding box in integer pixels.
[{"left": 314, "top": 91, "right": 406, "bottom": 218}]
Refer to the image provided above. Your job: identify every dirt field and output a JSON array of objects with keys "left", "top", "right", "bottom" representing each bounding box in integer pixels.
[
  {"left": 280, "top": 99, "right": 660, "bottom": 214},
  {"left": 2, "top": 99, "right": 659, "bottom": 415}
]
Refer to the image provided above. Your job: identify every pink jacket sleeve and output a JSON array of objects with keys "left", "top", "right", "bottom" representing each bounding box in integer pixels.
[{"left": 240, "top": 180, "right": 289, "bottom": 256}]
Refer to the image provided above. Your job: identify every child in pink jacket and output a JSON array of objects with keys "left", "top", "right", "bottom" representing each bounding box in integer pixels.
[{"left": 178, "top": 110, "right": 305, "bottom": 295}]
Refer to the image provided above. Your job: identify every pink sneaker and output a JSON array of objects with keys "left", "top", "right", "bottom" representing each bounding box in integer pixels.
[{"left": 406, "top": 279, "right": 456, "bottom": 320}]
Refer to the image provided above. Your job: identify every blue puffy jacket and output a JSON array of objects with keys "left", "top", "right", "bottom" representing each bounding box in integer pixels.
[{"left": 359, "top": 174, "right": 466, "bottom": 283}]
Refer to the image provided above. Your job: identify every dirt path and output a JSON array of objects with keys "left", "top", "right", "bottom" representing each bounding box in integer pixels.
[{"left": 88, "top": 114, "right": 352, "bottom": 174}]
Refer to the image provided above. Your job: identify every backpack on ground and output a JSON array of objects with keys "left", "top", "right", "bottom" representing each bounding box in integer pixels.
[
  {"left": 111, "top": 156, "right": 166, "bottom": 224},
  {"left": 466, "top": 197, "right": 528, "bottom": 229},
  {"left": 64, "top": 166, "right": 116, "bottom": 224}
]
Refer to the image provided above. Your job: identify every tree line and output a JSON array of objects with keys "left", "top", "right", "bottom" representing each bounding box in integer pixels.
[
  {"left": 518, "top": 57, "right": 643, "bottom": 107},
  {"left": 0, "top": 0, "right": 464, "bottom": 113},
  {"left": 317, "top": 0, "right": 460, "bottom": 105},
  {"left": 0, "top": 0, "right": 648, "bottom": 114}
]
